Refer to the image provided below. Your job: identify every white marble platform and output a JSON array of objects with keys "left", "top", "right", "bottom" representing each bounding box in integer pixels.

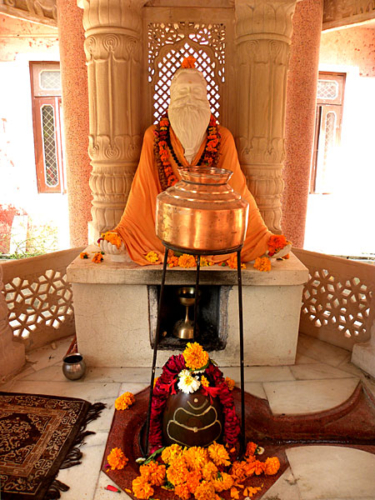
[{"left": 67, "top": 248, "right": 308, "bottom": 367}]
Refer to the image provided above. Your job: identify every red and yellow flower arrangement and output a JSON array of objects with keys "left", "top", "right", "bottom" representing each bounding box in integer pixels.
[{"left": 149, "top": 342, "right": 240, "bottom": 453}]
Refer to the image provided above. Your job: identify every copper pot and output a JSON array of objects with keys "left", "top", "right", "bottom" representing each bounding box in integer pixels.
[{"left": 156, "top": 167, "right": 249, "bottom": 252}]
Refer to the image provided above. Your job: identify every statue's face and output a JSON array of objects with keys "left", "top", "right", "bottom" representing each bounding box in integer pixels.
[{"left": 170, "top": 71, "right": 209, "bottom": 110}]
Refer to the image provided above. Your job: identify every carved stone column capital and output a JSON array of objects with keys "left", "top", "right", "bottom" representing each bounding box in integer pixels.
[
  {"left": 78, "top": 0, "right": 146, "bottom": 239},
  {"left": 234, "top": 0, "right": 298, "bottom": 233},
  {"left": 235, "top": 0, "right": 296, "bottom": 41}
]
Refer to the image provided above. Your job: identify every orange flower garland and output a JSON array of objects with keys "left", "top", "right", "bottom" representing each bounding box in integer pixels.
[
  {"left": 225, "top": 377, "right": 235, "bottom": 391},
  {"left": 154, "top": 114, "right": 221, "bottom": 192}
]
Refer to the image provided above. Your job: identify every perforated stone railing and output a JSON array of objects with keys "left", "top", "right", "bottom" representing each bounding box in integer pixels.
[
  {"left": 1, "top": 248, "right": 83, "bottom": 352},
  {"left": 294, "top": 248, "right": 375, "bottom": 351}
]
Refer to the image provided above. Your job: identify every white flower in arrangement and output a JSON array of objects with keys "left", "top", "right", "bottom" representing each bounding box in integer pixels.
[{"left": 178, "top": 370, "right": 201, "bottom": 394}]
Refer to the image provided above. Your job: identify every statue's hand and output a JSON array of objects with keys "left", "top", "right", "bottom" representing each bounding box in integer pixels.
[
  {"left": 270, "top": 243, "right": 292, "bottom": 259},
  {"left": 266, "top": 235, "right": 292, "bottom": 259},
  {"left": 99, "top": 232, "right": 129, "bottom": 262}
]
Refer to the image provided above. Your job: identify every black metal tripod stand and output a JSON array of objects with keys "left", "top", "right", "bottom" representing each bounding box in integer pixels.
[{"left": 144, "top": 243, "right": 246, "bottom": 455}]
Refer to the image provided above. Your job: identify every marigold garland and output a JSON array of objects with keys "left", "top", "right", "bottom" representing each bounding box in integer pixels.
[
  {"left": 154, "top": 114, "right": 221, "bottom": 192},
  {"left": 107, "top": 447, "right": 128, "bottom": 470},
  {"left": 225, "top": 377, "right": 235, "bottom": 391},
  {"left": 115, "top": 391, "right": 135, "bottom": 411}
]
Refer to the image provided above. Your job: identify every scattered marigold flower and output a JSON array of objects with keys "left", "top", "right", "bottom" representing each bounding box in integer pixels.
[
  {"left": 181, "top": 55, "right": 196, "bottom": 69},
  {"left": 254, "top": 460, "right": 266, "bottom": 475},
  {"left": 225, "top": 377, "right": 235, "bottom": 391},
  {"left": 226, "top": 254, "right": 246, "bottom": 270},
  {"left": 202, "top": 461, "right": 218, "bottom": 481},
  {"left": 115, "top": 391, "right": 135, "bottom": 411},
  {"left": 213, "top": 472, "right": 234, "bottom": 492},
  {"left": 230, "top": 487, "right": 240, "bottom": 499},
  {"left": 253, "top": 256, "right": 271, "bottom": 272},
  {"left": 132, "top": 476, "right": 154, "bottom": 500},
  {"left": 184, "top": 446, "right": 209, "bottom": 471},
  {"left": 208, "top": 442, "right": 231, "bottom": 467},
  {"left": 125, "top": 489, "right": 132, "bottom": 494},
  {"left": 183, "top": 342, "right": 209, "bottom": 370},
  {"left": 243, "top": 486, "right": 261, "bottom": 497},
  {"left": 201, "top": 375, "right": 210, "bottom": 387},
  {"left": 140, "top": 462, "right": 166, "bottom": 486},
  {"left": 186, "top": 470, "right": 202, "bottom": 494},
  {"left": 107, "top": 447, "right": 128, "bottom": 470},
  {"left": 175, "top": 483, "right": 191, "bottom": 500},
  {"left": 92, "top": 252, "right": 104, "bottom": 263},
  {"left": 145, "top": 251, "right": 159, "bottom": 263},
  {"left": 178, "top": 254, "right": 196, "bottom": 268},
  {"left": 195, "top": 480, "right": 216, "bottom": 500},
  {"left": 161, "top": 444, "right": 183, "bottom": 465},
  {"left": 245, "top": 442, "right": 258, "bottom": 457},
  {"left": 80, "top": 252, "right": 89, "bottom": 259},
  {"left": 200, "top": 256, "right": 213, "bottom": 267},
  {"left": 168, "top": 255, "right": 179, "bottom": 268},
  {"left": 264, "top": 456, "right": 280, "bottom": 475},
  {"left": 166, "top": 455, "right": 190, "bottom": 486}
]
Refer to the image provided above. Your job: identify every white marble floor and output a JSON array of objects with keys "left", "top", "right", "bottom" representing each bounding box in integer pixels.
[{"left": 1, "top": 333, "right": 375, "bottom": 500}]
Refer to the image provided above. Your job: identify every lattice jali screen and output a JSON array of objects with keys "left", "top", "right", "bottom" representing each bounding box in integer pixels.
[
  {"left": 294, "top": 248, "right": 375, "bottom": 351},
  {"left": 1, "top": 248, "right": 82, "bottom": 350},
  {"left": 5, "top": 270, "right": 73, "bottom": 340},
  {"left": 148, "top": 22, "right": 226, "bottom": 123}
]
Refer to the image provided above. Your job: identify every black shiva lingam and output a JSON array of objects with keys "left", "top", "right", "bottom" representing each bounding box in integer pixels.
[{"left": 144, "top": 166, "right": 249, "bottom": 454}]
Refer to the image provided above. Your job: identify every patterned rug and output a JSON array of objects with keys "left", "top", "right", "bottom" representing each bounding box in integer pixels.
[{"left": 0, "top": 392, "right": 105, "bottom": 499}]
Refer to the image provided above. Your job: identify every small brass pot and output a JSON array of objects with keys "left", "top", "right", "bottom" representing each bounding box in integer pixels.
[
  {"left": 63, "top": 353, "right": 86, "bottom": 380},
  {"left": 156, "top": 167, "right": 249, "bottom": 252}
]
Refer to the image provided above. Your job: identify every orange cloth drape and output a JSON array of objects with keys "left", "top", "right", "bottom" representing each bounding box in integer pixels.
[{"left": 115, "top": 125, "right": 272, "bottom": 265}]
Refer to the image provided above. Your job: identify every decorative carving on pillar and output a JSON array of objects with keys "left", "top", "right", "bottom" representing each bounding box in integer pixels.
[
  {"left": 235, "top": 0, "right": 297, "bottom": 233},
  {"left": 0, "top": 0, "right": 57, "bottom": 27},
  {"left": 79, "top": 0, "right": 146, "bottom": 240},
  {"left": 323, "top": 0, "right": 375, "bottom": 31}
]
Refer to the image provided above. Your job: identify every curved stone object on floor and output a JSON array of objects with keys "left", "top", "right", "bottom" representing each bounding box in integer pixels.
[
  {"left": 286, "top": 445, "right": 375, "bottom": 499},
  {"left": 263, "top": 377, "right": 360, "bottom": 415}
]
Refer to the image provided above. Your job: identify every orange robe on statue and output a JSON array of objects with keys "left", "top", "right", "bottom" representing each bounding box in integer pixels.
[{"left": 115, "top": 125, "right": 272, "bottom": 266}]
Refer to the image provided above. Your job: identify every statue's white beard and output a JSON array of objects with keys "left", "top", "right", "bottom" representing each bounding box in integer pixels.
[{"left": 168, "top": 101, "right": 211, "bottom": 164}]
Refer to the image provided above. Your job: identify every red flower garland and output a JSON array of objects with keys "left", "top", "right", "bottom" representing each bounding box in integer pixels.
[
  {"left": 154, "top": 114, "right": 221, "bottom": 192},
  {"left": 149, "top": 355, "right": 240, "bottom": 453}
]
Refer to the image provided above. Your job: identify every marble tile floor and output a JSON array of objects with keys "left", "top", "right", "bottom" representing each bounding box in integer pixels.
[{"left": 1, "top": 333, "right": 375, "bottom": 500}]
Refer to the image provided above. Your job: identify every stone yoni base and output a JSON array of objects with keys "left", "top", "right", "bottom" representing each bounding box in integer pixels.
[{"left": 67, "top": 248, "right": 308, "bottom": 368}]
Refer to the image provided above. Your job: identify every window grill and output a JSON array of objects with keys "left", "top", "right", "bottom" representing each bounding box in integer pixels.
[{"left": 41, "top": 105, "right": 59, "bottom": 188}]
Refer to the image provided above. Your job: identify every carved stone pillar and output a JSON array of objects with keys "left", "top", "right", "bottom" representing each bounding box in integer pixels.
[
  {"left": 78, "top": 0, "right": 145, "bottom": 241},
  {"left": 0, "top": 267, "right": 25, "bottom": 381},
  {"left": 234, "top": 0, "right": 297, "bottom": 233}
]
